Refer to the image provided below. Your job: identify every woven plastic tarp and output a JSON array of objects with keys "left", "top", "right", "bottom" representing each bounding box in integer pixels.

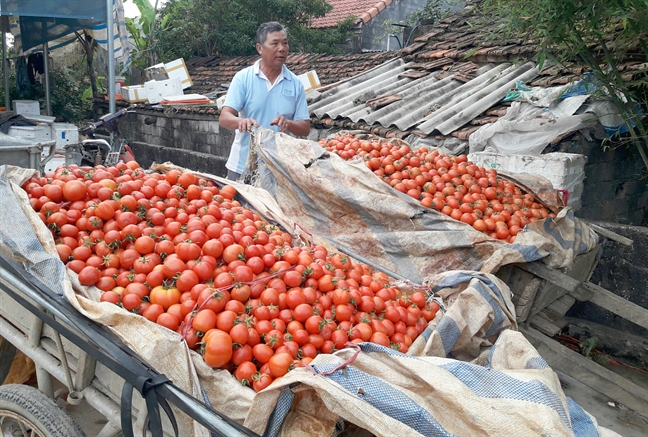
[
  {"left": 244, "top": 271, "right": 618, "bottom": 437},
  {"left": 248, "top": 128, "right": 598, "bottom": 284},
  {"left": 0, "top": 163, "right": 615, "bottom": 437}
]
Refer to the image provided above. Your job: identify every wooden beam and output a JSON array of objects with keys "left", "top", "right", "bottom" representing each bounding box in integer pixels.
[
  {"left": 583, "top": 222, "right": 634, "bottom": 246},
  {"left": 586, "top": 282, "right": 648, "bottom": 330},
  {"left": 521, "top": 327, "right": 648, "bottom": 417},
  {"left": 519, "top": 262, "right": 581, "bottom": 293}
]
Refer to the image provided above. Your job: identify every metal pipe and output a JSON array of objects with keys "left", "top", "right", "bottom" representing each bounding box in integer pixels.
[
  {"left": 95, "top": 421, "right": 123, "bottom": 437},
  {"left": 35, "top": 365, "right": 55, "bottom": 398},
  {"left": 107, "top": 0, "right": 116, "bottom": 115},
  {"left": 2, "top": 26, "right": 10, "bottom": 111},
  {"left": 43, "top": 43, "right": 51, "bottom": 115},
  {"left": 28, "top": 309, "right": 44, "bottom": 347}
]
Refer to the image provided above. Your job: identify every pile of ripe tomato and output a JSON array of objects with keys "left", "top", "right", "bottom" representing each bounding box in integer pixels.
[
  {"left": 320, "top": 135, "right": 557, "bottom": 243},
  {"left": 21, "top": 161, "right": 440, "bottom": 392}
]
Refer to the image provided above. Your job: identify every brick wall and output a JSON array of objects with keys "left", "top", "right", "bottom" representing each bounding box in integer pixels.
[{"left": 555, "top": 134, "right": 648, "bottom": 225}]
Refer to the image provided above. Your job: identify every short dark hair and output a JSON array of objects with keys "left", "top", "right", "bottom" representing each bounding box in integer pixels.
[{"left": 256, "top": 22, "right": 287, "bottom": 45}]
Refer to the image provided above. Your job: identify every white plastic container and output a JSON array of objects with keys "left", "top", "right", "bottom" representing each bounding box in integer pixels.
[
  {"left": 144, "top": 77, "right": 183, "bottom": 104},
  {"left": 51, "top": 123, "right": 79, "bottom": 149},
  {"left": 8, "top": 125, "right": 51, "bottom": 141},
  {"left": 13, "top": 100, "right": 40, "bottom": 115},
  {"left": 43, "top": 154, "right": 67, "bottom": 173},
  {"left": 468, "top": 151, "right": 587, "bottom": 209},
  {"left": 164, "top": 58, "right": 193, "bottom": 90},
  {"left": 297, "top": 70, "right": 321, "bottom": 92},
  {"left": 115, "top": 76, "right": 126, "bottom": 100},
  {"left": 122, "top": 85, "right": 148, "bottom": 103}
]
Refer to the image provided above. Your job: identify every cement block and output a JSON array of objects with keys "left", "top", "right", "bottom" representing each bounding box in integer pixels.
[
  {"left": 197, "top": 120, "right": 211, "bottom": 133},
  {"left": 157, "top": 117, "right": 167, "bottom": 128},
  {"left": 210, "top": 122, "right": 220, "bottom": 134}
]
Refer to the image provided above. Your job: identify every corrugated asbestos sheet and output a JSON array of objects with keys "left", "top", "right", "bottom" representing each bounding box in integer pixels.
[{"left": 310, "top": 59, "right": 540, "bottom": 137}]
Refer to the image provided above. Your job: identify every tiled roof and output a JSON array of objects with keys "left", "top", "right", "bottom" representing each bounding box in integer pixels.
[
  {"left": 310, "top": 0, "right": 394, "bottom": 29},
  {"left": 162, "top": 1, "right": 646, "bottom": 139},
  {"left": 184, "top": 51, "right": 399, "bottom": 95}
]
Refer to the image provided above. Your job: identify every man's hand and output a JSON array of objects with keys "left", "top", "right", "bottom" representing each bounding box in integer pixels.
[
  {"left": 270, "top": 115, "right": 290, "bottom": 133},
  {"left": 238, "top": 117, "right": 258, "bottom": 133}
]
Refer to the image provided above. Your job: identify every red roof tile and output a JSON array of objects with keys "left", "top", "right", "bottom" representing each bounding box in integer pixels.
[{"left": 310, "top": 0, "right": 394, "bottom": 29}]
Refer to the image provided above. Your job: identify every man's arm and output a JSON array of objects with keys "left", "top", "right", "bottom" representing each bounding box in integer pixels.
[
  {"left": 286, "top": 119, "right": 310, "bottom": 136},
  {"left": 219, "top": 107, "right": 258, "bottom": 133}
]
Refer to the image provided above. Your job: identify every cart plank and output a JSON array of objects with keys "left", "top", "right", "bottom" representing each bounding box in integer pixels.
[
  {"left": 586, "top": 282, "right": 648, "bottom": 330},
  {"left": 522, "top": 327, "right": 648, "bottom": 418},
  {"left": 584, "top": 222, "right": 634, "bottom": 246}
]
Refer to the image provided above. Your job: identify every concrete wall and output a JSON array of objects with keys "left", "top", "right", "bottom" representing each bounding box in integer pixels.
[
  {"left": 117, "top": 109, "right": 328, "bottom": 177},
  {"left": 555, "top": 134, "right": 648, "bottom": 225},
  {"left": 118, "top": 110, "right": 233, "bottom": 177}
]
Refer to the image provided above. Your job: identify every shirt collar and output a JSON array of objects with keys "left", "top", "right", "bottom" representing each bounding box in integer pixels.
[{"left": 254, "top": 59, "right": 291, "bottom": 81}]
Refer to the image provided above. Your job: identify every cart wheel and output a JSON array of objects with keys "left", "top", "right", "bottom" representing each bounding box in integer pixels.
[{"left": 0, "top": 384, "right": 86, "bottom": 437}]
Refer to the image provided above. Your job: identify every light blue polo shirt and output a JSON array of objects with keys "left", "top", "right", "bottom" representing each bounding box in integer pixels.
[{"left": 224, "top": 60, "right": 310, "bottom": 174}]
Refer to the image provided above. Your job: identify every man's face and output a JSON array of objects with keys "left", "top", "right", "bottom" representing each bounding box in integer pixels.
[{"left": 257, "top": 31, "right": 288, "bottom": 69}]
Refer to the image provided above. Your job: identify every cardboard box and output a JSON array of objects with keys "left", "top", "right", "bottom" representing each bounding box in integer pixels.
[
  {"left": 14, "top": 100, "right": 40, "bottom": 115},
  {"left": 297, "top": 70, "right": 321, "bottom": 92},
  {"left": 122, "top": 85, "right": 149, "bottom": 103},
  {"left": 145, "top": 77, "right": 183, "bottom": 104},
  {"left": 164, "top": 58, "right": 193, "bottom": 90},
  {"left": 51, "top": 123, "right": 79, "bottom": 149},
  {"left": 8, "top": 125, "right": 51, "bottom": 141}
]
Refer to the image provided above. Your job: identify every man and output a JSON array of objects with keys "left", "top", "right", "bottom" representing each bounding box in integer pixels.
[{"left": 219, "top": 22, "right": 311, "bottom": 180}]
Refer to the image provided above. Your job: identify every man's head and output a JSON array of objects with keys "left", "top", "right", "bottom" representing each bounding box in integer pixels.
[{"left": 256, "top": 22, "right": 289, "bottom": 70}]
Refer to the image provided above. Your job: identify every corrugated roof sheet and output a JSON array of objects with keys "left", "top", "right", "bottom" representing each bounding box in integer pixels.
[{"left": 310, "top": 58, "right": 539, "bottom": 138}]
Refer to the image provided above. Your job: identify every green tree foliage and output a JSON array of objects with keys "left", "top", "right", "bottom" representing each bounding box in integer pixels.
[
  {"left": 147, "top": 0, "right": 354, "bottom": 61},
  {"left": 482, "top": 0, "right": 648, "bottom": 169},
  {"left": 0, "top": 59, "right": 92, "bottom": 122}
]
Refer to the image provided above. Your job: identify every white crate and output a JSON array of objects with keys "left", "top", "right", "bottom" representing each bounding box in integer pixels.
[
  {"left": 51, "top": 123, "right": 79, "bottom": 149},
  {"left": 468, "top": 151, "right": 586, "bottom": 208},
  {"left": 145, "top": 77, "right": 183, "bottom": 104},
  {"left": 297, "top": 70, "right": 321, "bottom": 92},
  {"left": 43, "top": 154, "right": 66, "bottom": 173},
  {"left": 8, "top": 125, "right": 51, "bottom": 141},
  {"left": 164, "top": 58, "right": 193, "bottom": 90},
  {"left": 122, "top": 85, "right": 148, "bottom": 103},
  {"left": 14, "top": 100, "right": 40, "bottom": 115}
]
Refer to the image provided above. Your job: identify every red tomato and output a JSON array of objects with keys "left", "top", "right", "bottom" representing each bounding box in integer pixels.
[{"left": 268, "top": 353, "right": 293, "bottom": 378}]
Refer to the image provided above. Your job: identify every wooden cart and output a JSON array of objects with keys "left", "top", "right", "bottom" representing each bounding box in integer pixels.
[{"left": 496, "top": 223, "right": 648, "bottom": 418}]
